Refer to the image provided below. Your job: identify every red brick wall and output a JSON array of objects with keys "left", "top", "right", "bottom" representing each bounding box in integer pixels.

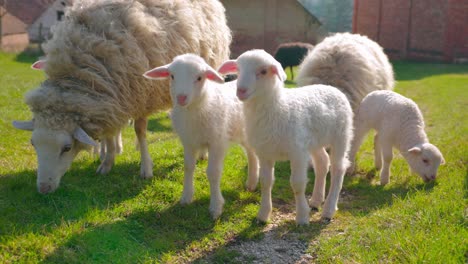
[{"left": 353, "top": 0, "right": 468, "bottom": 62}]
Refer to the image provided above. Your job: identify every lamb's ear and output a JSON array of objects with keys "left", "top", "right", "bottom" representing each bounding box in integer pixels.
[
  {"left": 73, "top": 127, "right": 97, "bottom": 147},
  {"left": 31, "top": 60, "right": 46, "bottom": 70},
  {"left": 218, "top": 60, "right": 238, "bottom": 75},
  {"left": 440, "top": 155, "right": 446, "bottom": 165},
  {"left": 270, "top": 62, "right": 287, "bottom": 82},
  {"left": 205, "top": 67, "right": 225, "bottom": 83},
  {"left": 12, "top": 120, "right": 34, "bottom": 131},
  {"left": 143, "top": 64, "right": 171, "bottom": 80},
  {"left": 408, "top": 146, "right": 422, "bottom": 154}
]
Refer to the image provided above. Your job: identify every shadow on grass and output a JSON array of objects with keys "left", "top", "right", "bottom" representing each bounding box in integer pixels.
[
  {"left": 392, "top": 61, "right": 468, "bottom": 81},
  {"left": 14, "top": 48, "right": 43, "bottom": 64},
  {"left": 147, "top": 113, "right": 172, "bottom": 133}
]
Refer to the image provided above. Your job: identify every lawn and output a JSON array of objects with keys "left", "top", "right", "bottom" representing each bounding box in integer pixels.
[{"left": 0, "top": 52, "right": 467, "bottom": 263}]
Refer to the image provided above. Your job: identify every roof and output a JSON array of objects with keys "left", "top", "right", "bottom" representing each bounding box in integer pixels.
[{"left": 1, "top": 0, "right": 58, "bottom": 25}]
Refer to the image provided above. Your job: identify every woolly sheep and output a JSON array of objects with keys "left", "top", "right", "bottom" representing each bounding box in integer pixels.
[
  {"left": 218, "top": 50, "right": 353, "bottom": 224},
  {"left": 347, "top": 90, "right": 445, "bottom": 185},
  {"left": 12, "top": 0, "right": 231, "bottom": 194},
  {"left": 273, "top": 42, "right": 314, "bottom": 80},
  {"left": 296, "top": 33, "right": 394, "bottom": 111},
  {"left": 143, "top": 54, "right": 259, "bottom": 219}
]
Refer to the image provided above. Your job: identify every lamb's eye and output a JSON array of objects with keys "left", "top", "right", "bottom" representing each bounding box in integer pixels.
[
  {"left": 197, "top": 76, "right": 202, "bottom": 81},
  {"left": 62, "top": 144, "right": 72, "bottom": 153},
  {"left": 260, "top": 69, "right": 267, "bottom": 75},
  {"left": 422, "top": 159, "right": 429, "bottom": 164},
  {"left": 171, "top": 74, "right": 174, "bottom": 80}
]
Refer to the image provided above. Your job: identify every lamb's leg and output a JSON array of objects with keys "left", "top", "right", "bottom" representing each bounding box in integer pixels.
[
  {"left": 374, "top": 133, "right": 382, "bottom": 170},
  {"left": 322, "top": 148, "right": 346, "bottom": 221},
  {"left": 115, "top": 130, "right": 123, "bottom": 154},
  {"left": 96, "top": 136, "right": 116, "bottom": 174},
  {"left": 346, "top": 122, "right": 369, "bottom": 175},
  {"left": 379, "top": 141, "right": 393, "bottom": 185},
  {"left": 206, "top": 145, "right": 226, "bottom": 219},
  {"left": 290, "top": 155, "right": 311, "bottom": 225},
  {"left": 243, "top": 144, "right": 259, "bottom": 191},
  {"left": 257, "top": 159, "right": 275, "bottom": 223},
  {"left": 180, "top": 148, "right": 197, "bottom": 205},
  {"left": 135, "top": 117, "right": 153, "bottom": 179},
  {"left": 309, "top": 147, "right": 330, "bottom": 211}
]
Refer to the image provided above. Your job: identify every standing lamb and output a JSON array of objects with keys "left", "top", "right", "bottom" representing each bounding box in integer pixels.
[
  {"left": 273, "top": 42, "right": 314, "bottom": 80},
  {"left": 347, "top": 90, "right": 445, "bottom": 185},
  {"left": 296, "top": 33, "right": 394, "bottom": 111},
  {"left": 143, "top": 54, "right": 259, "bottom": 219},
  {"left": 12, "top": 0, "right": 231, "bottom": 194},
  {"left": 218, "top": 50, "right": 353, "bottom": 224}
]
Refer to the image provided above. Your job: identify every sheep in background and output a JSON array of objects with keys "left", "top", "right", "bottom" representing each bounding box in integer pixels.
[
  {"left": 218, "top": 49, "right": 353, "bottom": 224},
  {"left": 13, "top": 0, "right": 231, "bottom": 194},
  {"left": 273, "top": 42, "right": 314, "bottom": 80},
  {"left": 347, "top": 90, "right": 445, "bottom": 185},
  {"left": 296, "top": 33, "right": 394, "bottom": 111},
  {"left": 143, "top": 54, "right": 259, "bottom": 219}
]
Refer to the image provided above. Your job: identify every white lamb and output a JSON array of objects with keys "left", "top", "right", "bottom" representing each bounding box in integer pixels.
[
  {"left": 143, "top": 54, "right": 259, "bottom": 219},
  {"left": 347, "top": 90, "right": 445, "bottom": 185},
  {"left": 218, "top": 50, "right": 353, "bottom": 224}
]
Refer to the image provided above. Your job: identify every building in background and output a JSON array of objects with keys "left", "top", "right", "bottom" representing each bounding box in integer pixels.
[
  {"left": 0, "top": 0, "right": 71, "bottom": 52},
  {"left": 353, "top": 0, "right": 468, "bottom": 62}
]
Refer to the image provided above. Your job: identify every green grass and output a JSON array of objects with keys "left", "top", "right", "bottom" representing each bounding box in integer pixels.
[{"left": 1, "top": 52, "right": 467, "bottom": 263}]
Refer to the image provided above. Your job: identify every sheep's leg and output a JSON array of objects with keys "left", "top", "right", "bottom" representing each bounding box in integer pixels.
[
  {"left": 290, "top": 66, "right": 294, "bottom": 80},
  {"left": 243, "top": 144, "right": 259, "bottom": 191},
  {"left": 96, "top": 136, "right": 116, "bottom": 174},
  {"left": 374, "top": 133, "right": 382, "bottom": 170},
  {"left": 206, "top": 145, "right": 226, "bottom": 219},
  {"left": 115, "top": 130, "right": 123, "bottom": 154},
  {"left": 346, "top": 122, "right": 369, "bottom": 175},
  {"left": 135, "top": 117, "right": 153, "bottom": 179},
  {"left": 309, "top": 148, "right": 330, "bottom": 211},
  {"left": 257, "top": 159, "right": 275, "bottom": 223},
  {"left": 322, "top": 149, "right": 346, "bottom": 221},
  {"left": 180, "top": 148, "right": 197, "bottom": 205},
  {"left": 290, "top": 155, "right": 311, "bottom": 225},
  {"left": 379, "top": 141, "right": 393, "bottom": 185}
]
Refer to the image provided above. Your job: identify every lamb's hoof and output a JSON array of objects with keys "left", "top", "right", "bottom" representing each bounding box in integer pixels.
[
  {"left": 245, "top": 183, "right": 257, "bottom": 192},
  {"left": 311, "top": 206, "right": 319, "bottom": 213},
  {"left": 321, "top": 217, "right": 332, "bottom": 224},
  {"left": 179, "top": 195, "right": 193, "bottom": 205},
  {"left": 140, "top": 170, "right": 153, "bottom": 179},
  {"left": 296, "top": 217, "right": 310, "bottom": 225},
  {"left": 96, "top": 162, "right": 113, "bottom": 174},
  {"left": 209, "top": 205, "right": 223, "bottom": 220}
]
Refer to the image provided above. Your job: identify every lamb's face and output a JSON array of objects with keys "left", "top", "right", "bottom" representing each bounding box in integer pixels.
[
  {"left": 223, "top": 50, "right": 286, "bottom": 101},
  {"left": 31, "top": 128, "right": 81, "bottom": 193},
  {"left": 407, "top": 143, "right": 445, "bottom": 182}
]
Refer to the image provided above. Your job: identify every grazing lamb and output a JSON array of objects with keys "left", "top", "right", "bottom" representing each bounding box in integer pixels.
[
  {"left": 218, "top": 50, "right": 353, "bottom": 224},
  {"left": 12, "top": 0, "right": 231, "bottom": 194},
  {"left": 273, "top": 42, "right": 314, "bottom": 80},
  {"left": 296, "top": 33, "right": 394, "bottom": 111},
  {"left": 347, "top": 90, "right": 445, "bottom": 185},
  {"left": 143, "top": 54, "right": 259, "bottom": 219}
]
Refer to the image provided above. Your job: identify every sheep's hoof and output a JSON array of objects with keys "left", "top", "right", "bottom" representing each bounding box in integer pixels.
[
  {"left": 321, "top": 217, "right": 332, "bottom": 224},
  {"left": 179, "top": 195, "right": 193, "bottom": 205},
  {"left": 96, "top": 162, "right": 113, "bottom": 175},
  {"left": 209, "top": 205, "right": 223, "bottom": 220},
  {"left": 140, "top": 170, "right": 153, "bottom": 179},
  {"left": 311, "top": 206, "right": 319, "bottom": 212}
]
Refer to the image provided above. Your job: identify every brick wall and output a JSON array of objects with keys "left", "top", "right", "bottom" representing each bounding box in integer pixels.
[{"left": 353, "top": 0, "right": 468, "bottom": 62}]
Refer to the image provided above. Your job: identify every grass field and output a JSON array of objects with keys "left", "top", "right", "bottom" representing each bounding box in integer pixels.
[{"left": 0, "top": 52, "right": 467, "bottom": 263}]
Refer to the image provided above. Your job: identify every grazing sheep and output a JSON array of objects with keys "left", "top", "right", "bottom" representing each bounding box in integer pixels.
[
  {"left": 12, "top": 0, "right": 231, "bottom": 194},
  {"left": 347, "top": 90, "right": 445, "bottom": 185},
  {"left": 143, "top": 54, "right": 259, "bottom": 219},
  {"left": 273, "top": 42, "right": 314, "bottom": 80},
  {"left": 218, "top": 50, "right": 353, "bottom": 224},
  {"left": 296, "top": 33, "right": 394, "bottom": 111}
]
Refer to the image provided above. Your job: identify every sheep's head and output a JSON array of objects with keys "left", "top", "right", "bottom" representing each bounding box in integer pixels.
[
  {"left": 218, "top": 49, "right": 286, "bottom": 101},
  {"left": 143, "top": 54, "right": 224, "bottom": 108},
  {"left": 13, "top": 120, "right": 97, "bottom": 194},
  {"left": 406, "top": 143, "right": 445, "bottom": 182}
]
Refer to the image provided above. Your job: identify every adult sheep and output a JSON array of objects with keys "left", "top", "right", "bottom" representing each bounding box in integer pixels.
[
  {"left": 273, "top": 42, "right": 314, "bottom": 80},
  {"left": 296, "top": 33, "right": 394, "bottom": 110},
  {"left": 13, "top": 0, "right": 231, "bottom": 194}
]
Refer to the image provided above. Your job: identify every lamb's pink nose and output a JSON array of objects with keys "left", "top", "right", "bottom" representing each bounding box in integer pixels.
[
  {"left": 237, "top": 87, "right": 248, "bottom": 100},
  {"left": 177, "top": 94, "right": 187, "bottom": 106}
]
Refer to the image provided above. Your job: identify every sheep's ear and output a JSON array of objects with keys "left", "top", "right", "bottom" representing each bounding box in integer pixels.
[
  {"left": 73, "top": 127, "right": 97, "bottom": 147},
  {"left": 218, "top": 60, "right": 238, "bottom": 75},
  {"left": 270, "top": 62, "right": 287, "bottom": 82},
  {"left": 408, "top": 146, "right": 422, "bottom": 154},
  {"left": 31, "top": 60, "right": 46, "bottom": 70},
  {"left": 12, "top": 120, "right": 34, "bottom": 131},
  {"left": 143, "top": 64, "right": 171, "bottom": 80},
  {"left": 205, "top": 67, "right": 225, "bottom": 84}
]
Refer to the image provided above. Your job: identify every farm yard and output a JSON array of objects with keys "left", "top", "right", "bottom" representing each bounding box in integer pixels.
[{"left": 0, "top": 51, "right": 467, "bottom": 263}]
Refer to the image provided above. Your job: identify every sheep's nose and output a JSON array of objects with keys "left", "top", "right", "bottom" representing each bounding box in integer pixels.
[
  {"left": 237, "top": 87, "right": 248, "bottom": 100},
  {"left": 39, "top": 183, "right": 52, "bottom": 194},
  {"left": 177, "top": 94, "right": 187, "bottom": 106}
]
